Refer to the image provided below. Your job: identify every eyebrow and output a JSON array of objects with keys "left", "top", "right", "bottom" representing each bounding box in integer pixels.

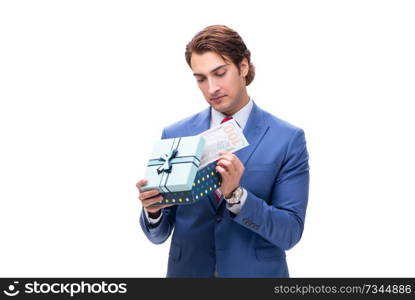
[{"left": 193, "top": 64, "right": 227, "bottom": 77}]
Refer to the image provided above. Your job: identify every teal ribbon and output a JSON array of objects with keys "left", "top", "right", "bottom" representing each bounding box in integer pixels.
[{"left": 157, "top": 149, "right": 178, "bottom": 174}]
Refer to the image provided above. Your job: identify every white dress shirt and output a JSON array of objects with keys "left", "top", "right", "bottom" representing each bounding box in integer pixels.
[{"left": 145, "top": 97, "right": 253, "bottom": 223}]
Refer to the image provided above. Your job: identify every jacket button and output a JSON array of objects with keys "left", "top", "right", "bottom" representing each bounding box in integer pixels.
[
  {"left": 209, "top": 249, "right": 216, "bottom": 256},
  {"left": 215, "top": 215, "right": 222, "bottom": 222}
]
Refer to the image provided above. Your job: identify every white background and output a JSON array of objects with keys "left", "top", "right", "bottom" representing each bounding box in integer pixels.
[{"left": 1, "top": 0, "right": 414, "bottom": 277}]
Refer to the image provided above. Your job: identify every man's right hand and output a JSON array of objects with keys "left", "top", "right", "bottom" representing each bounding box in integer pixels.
[{"left": 136, "top": 179, "right": 174, "bottom": 219}]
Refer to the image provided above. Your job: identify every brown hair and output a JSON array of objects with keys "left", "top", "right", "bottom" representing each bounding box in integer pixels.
[{"left": 185, "top": 25, "right": 255, "bottom": 86}]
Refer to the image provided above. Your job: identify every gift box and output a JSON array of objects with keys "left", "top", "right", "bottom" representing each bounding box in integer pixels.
[{"left": 142, "top": 136, "right": 221, "bottom": 206}]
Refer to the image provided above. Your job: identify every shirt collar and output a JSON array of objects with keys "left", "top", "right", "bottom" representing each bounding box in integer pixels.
[{"left": 210, "top": 97, "right": 254, "bottom": 130}]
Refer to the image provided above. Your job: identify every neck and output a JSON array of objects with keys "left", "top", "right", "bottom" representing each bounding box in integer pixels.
[{"left": 224, "top": 91, "right": 250, "bottom": 116}]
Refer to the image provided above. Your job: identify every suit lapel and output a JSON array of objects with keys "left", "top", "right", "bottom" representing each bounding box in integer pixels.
[
  {"left": 187, "top": 107, "right": 211, "bottom": 136},
  {"left": 235, "top": 102, "right": 270, "bottom": 166}
]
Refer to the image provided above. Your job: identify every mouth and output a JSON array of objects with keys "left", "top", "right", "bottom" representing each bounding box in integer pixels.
[{"left": 210, "top": 95, "right": 226, "bottom": 102}]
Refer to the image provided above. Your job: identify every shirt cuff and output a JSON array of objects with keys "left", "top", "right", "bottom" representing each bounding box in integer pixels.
[
  {"left": 144, "top": 209, "right": 163, "bottom": 225},
  {"left": 226, "top": 188, "right": 247, "bottom": 215}
]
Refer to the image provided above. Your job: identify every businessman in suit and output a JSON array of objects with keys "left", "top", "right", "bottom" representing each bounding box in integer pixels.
[{"left": 137, "top": 25, "right": 309, "bottom": 277}]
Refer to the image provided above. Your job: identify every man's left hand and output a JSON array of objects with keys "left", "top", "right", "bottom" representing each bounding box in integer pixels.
[{"left": 216, "top": 151, "right": 245, "bottom": 198}]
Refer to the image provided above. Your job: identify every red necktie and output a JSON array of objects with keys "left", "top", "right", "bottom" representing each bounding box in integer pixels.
[{"left": 215, "top": 116, "right": 233, "bottom": 203}]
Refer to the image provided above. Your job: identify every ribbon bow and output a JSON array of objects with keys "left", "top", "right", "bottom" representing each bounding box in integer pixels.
[{"left": 157, "top": 149, "right": 178, "bottom": 174}]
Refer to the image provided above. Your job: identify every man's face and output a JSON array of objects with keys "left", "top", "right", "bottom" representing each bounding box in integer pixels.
[{"left": 190, "top": 51, "right": 249, "bottom": 116}]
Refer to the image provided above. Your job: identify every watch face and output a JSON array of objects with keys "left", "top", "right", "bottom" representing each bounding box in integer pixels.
[
  {"left": 227, "top": 187, "right": 243, "bottom": 204},
  {"left": 227, "top": 197, "right": 238, "bottom": 204}
]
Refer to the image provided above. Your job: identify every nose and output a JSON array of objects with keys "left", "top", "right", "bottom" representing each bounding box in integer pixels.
[{"left": 207, "top": 77, "right": 220, "bottom": 96}]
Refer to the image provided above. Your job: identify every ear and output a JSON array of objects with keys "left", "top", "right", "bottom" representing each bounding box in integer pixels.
[{"left": 239, "top": 57, "right": 249, "bottom": 78}]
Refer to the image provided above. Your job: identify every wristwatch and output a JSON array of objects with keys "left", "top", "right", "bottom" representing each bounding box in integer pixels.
[{"left": 224, "top": 186, "right": 244, "bottom": 205}]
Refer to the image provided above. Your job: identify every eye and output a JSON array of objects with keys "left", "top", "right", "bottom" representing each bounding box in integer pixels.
[
  {"left": 216, "top": 72, "right": 226, "bottom": 77},
  {"left": 197, "top": 77, "right": 205, "bottom": 82}
]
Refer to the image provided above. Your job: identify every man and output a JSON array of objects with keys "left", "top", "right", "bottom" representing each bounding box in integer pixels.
[{"left": 137, "top": 25, "right": 309, "bottom": 277}]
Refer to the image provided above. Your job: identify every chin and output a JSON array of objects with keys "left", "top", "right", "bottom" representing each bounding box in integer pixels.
[
  {"left": 212, "top": 103, "right": 227, "bottom": 113},
  {"left": 209, "top": 99, "right": 228, "bottom": 111}
]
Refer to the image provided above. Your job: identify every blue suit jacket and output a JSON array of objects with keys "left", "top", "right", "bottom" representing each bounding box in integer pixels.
[{"left": 140, "top": 101, "right": 309, "bottom": 277}]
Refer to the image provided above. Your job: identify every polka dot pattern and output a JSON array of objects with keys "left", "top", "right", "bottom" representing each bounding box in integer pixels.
[{"left": 153, "top": 162, "right": 222, "bottom": 206}]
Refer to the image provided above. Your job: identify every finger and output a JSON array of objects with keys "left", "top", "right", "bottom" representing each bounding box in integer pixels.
[
  {"left": 139, "top": 189, "right": 160, "bottom": 201},
  {"left": 219, "top": 153, "right": 239, "bottom": 170},
  {"left": 218, "top": 153, "right": 234, "bottom": 161},
  {"left": 142, "top": 194, "right": 164, "bottom": 207},
  {"left": 216, "top": 165, "right": 230, "bottom": 179},
  {"left": 217, "top": 159, "right": 236, "bottom": 174},
  {"left": 145, "top": 207, "right": 161, "bottom": 214},
  {"left": 218, "top": 153, "right": 240, "bottom": 167},
  {"left": 220, "top": 154, "right": 244, "bottom": 174},
  {"left": 136, "top": 179, "right": 148, "bottom": 191}
]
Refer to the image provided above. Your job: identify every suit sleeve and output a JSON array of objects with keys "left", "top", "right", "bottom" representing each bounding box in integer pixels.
[
  {"left": 139, "top": 128, "right": 178, "bottom": 244},
  {"left": 230, "top": 128, "right": 310, "bottom": 250}
]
